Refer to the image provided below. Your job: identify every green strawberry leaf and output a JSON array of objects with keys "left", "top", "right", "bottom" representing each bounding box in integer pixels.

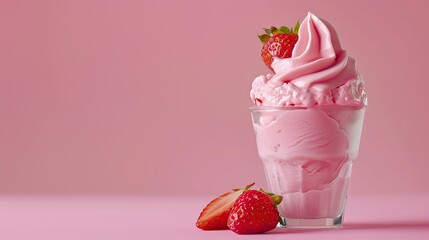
[
  {"left": 293, "top": 20, "right": 300, "bottom": 34},
  {"left": 258, "top": 34, "right": 270, "bottom": 43},
  {"left": 279, "top": 26, "right": 291, "bottom": 34},
  {"left": 263, "top": 28, "right": 271, "bottom": 35},
  {"left": 270, "top": 26, "right": 281, "bottom": 35}
]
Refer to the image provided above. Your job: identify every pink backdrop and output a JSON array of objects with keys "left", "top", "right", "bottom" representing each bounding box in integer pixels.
[{"left": 1, "top": 0, "right": 428, "bottom": 195}]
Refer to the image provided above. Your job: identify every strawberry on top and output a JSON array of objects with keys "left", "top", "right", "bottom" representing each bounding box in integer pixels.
[{"left": 258, "top": 22, "right": 300, "bottom": 72}]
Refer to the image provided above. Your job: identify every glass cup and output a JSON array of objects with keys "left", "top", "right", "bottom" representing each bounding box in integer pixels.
[{"left": 250, "top": 106, "right": 365, "bottom": 228}]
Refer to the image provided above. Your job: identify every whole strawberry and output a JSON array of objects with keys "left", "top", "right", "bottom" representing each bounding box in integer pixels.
[
  {"left": 227, "top": 189, "right": 283, "bottom": 234},
  {"left": 258, "top": 23, "right": 300, "bottom": 71},
  {"left": 196, "top": 183, "right": 255, "bottom": 230}
]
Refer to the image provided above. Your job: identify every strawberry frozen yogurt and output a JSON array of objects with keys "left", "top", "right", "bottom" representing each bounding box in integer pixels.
[
  {"left": 250, "top": 12, "right": 366, "bottom": 227},
  {"left": 251, "top": 12, "right": 366, "bottom": 108}
]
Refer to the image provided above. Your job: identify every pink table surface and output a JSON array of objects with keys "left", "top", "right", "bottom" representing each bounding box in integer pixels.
[{"left": 0, "top": 194, "right": 428, "bottom": 240}]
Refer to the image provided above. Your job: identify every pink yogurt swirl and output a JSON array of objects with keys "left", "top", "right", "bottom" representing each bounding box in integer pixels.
[{"left": 250, "top": 12, "right": 367, "bottom": 108}]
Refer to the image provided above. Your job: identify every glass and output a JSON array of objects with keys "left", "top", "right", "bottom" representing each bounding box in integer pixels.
[{"left": 250, "top": 106, "right": 365, "bottom": 228}]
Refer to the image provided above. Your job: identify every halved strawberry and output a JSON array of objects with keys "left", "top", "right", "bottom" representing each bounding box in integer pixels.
[
  {"left": 196, "top": 183, "right": 255, "bottom": 230},
  {"left": 258, "top": 23, "right": 300, "bottom": 71}
]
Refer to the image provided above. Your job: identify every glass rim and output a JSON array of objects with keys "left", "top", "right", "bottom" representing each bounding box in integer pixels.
[{"left": 249, "top": 105, "right": 367, "bottom": 111}]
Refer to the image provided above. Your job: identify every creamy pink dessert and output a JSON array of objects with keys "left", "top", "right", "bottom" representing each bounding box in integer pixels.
[{"left": 250, "top": 12, "right": 366, "bottom": 227}]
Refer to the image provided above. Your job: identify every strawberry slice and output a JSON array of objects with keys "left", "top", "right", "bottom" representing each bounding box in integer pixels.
[{"left": 196, "top": 183, "right": 255, "bottom": 230}]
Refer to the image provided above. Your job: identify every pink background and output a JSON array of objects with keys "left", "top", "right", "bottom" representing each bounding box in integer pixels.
[{"left": 1, "top": 0, "right": 429, "bottom": 196}]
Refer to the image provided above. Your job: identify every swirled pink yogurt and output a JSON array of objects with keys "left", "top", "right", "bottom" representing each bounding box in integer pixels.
[{"left": 250, "top": 12, "right": 367, "bottom": 108}]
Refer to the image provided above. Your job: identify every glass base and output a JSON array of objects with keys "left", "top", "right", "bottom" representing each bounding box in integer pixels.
[{"left": 278, "top": 214, "right": 344, "bottom": 229}]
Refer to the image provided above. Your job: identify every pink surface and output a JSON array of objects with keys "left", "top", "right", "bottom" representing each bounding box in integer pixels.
[
  {"left": 0, "top": 195, "right": 428, "bottom": 240},
  {"left": 1, "top": 0, "right": 429, "bottom": 196}
]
